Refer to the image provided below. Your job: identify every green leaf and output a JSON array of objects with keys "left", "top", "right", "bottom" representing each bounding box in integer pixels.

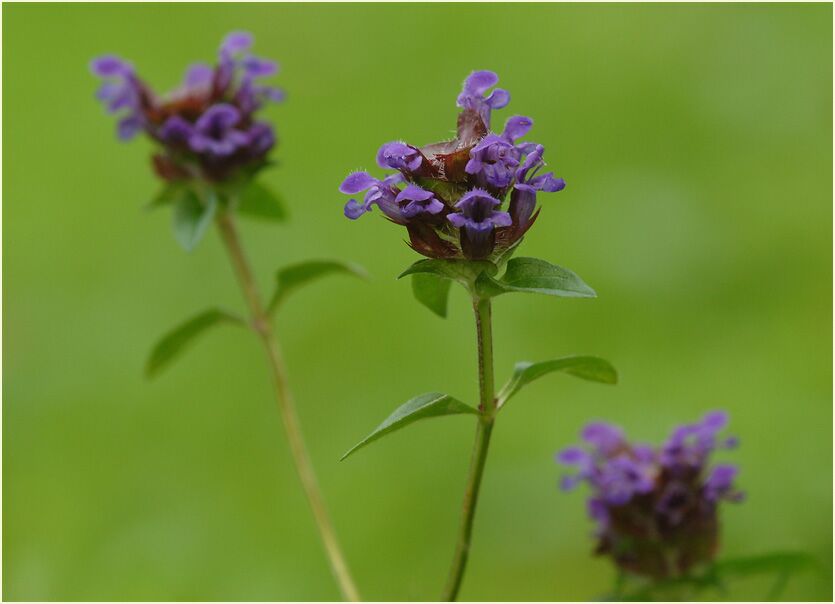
[
  {"left": 146, "top": 308, "right": 245, "bottom": 378},
  {"left": 714, "top": 552, "right": 817, "bottom": 577},
  {"left": 269, "top": 259, "right": 368, "bottom": 313},
  {"left": 477, "top": 257, "right": 596, "bottom": 298},
  {"left": 398, "top": 258, "right": 496, "bottom": 289},
  {"left": 146, "top": 182, "right": 186, "bottom": 211},
  {"left": 172, "top": 189, "right": 216, "bottom": 252},
  {"left": 497, "top": 356, "right": 617, "bottom": 408},
  {"left": 341, "top": 392, "right": 478, "bottom": 461},
  {"left": 411, "top": 273, "right": 452, "bottom": 318},
  {"left": 237, "top": 181, "right": 288, "bottom": 222}
]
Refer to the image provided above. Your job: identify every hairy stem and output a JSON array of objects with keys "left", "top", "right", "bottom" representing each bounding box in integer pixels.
[
  {"left": 442, "top": 296, "right": 496, "bottom": 601},
  {"left": 215, "top": 210, "right": 360, "bottom": 602}
]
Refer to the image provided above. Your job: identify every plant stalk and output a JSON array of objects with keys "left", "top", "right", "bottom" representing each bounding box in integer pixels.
[
  {"left": 442, "top": 296, "right": 497, "bottom": 601},
  {"left": 215, "top": 210, "right": 361, "bottom": 602}
]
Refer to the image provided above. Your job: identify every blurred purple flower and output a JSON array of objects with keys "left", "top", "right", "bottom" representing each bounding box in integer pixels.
[
  {"left": 557, "top": 411, "right": 743, "bottom": 579},
  {"left": 91, "top": 31, "right": 283, "bottom": 182}
]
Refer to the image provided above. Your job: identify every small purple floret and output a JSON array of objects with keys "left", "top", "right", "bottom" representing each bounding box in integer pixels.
[
  {"left": 447, "top": 189, "right": 511, "bottom": 233},
  {"left": 396, "top": 184, "right": 444, "bottom": 218},
  {"left": 377, "top": 142, "right": 423, "bottom": 172},
  {"left": 188, "top": 104, "right": 249, "bottom": 157},
  {"left": 457, "top": 70, "right": 510, "bottom": 129}
]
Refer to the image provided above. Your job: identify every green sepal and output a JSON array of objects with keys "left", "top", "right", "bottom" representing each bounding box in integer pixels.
[
  {"left": 496, "top": 356, "right": 617, "bottom": 409},
  {"left": 476, "top": 257, "right": 596, "bottom": 299},
  {"left": 268, "top": 259, "right": 368, "bottom": 314},
  {"left": 341, "top": 392, "right": 478, "bottom": 461},
  {"left": 146, "top": 308, "right": 245, "bottom": 378}
]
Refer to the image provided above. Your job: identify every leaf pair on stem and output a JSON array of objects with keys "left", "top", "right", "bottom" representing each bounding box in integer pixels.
[{"left": 341, "top": 255, "right": 617, "bottom": 461}]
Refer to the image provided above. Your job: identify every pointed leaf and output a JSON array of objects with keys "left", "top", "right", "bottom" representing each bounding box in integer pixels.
[
  {"left": 146, "top": 182, "right": 186, "bottom": 211},
  {"left": 146, "top": 308, "right": 244, "bottom": 378},
  {"left": 477, "top": 257, "right": 596, "bottom": 298},
  {"left": 497, "top": 356, "right": 617, "bottom": 408},
  {"left": 341, "top": 392, "right": 478, "bottom": 460},
  {"left": 714, "top": 552, "right": 817, "bottom": 577},
  {"left": 269, "top": 259, "right": 368, "bottom": 313},
  {"left": 399, "top": 258, "right": 496, "bottom": 287},
  {"left": 237, "top": 181, "right": 288, "bottom": 222},
  {"left": 411, "top": 273, "right": 452, "bottom": 318},
  {"left": 172, "top": 189, "right": 216, "bottom": 251}
]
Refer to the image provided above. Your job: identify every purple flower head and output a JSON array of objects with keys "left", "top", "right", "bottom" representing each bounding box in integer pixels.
[
  {"left": 558, "top": 412, "right": 742, "bottom": 579},
  {"left": 339, "top": 71, "right": 565, "bottom": 261},
  {"left": 92, "top": 32, "right": 282, "bottom": 183},
  {"left": 456, "top": 70, "right": 510, "bottom": 129}
]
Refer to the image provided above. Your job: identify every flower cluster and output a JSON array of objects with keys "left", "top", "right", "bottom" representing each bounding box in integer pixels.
[
  {"left": 558, "top": 412, "right": 743, "bottom": 579},
  {"left": 339, "top": 71, "right": 565, "bottom": 261},
  {"left": 91, "top": 32, "right": 282, "bottom": 183}
]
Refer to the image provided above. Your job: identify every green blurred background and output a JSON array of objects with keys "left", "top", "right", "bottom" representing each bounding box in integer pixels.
[{"left": 3, "top": 3, "right": 832, "bottom": 601}]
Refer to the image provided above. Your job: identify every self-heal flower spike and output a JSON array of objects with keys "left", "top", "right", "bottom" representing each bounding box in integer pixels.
[
  {"left": 557, "top": 412, "right": 743, "bottom": 579},
  {"left": 339, "top": 70, "right": 565, "bottom": 261},
  {"left": 91, "top": 31, "right": 283, "bottom": 183}
]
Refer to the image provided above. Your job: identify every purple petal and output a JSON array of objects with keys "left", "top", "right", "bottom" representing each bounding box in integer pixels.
[
  {"left": 90, "top": 55, "right": 132, "bottom": 78},
  {"left": 705, "top": 464, "right": 739, "bottom": 501},
  {"left": 530, "top": 173, "right": 566, "bottom": 193},
  {"left": 556, "top": 447, "right": 588, "bottom": 465},
  {"left": 489, "top": 211, "right": 512, "bottom": 228},
  {"left": 486, "top": 88, "right": 510, "bottom": 109},
  {"left": 117, "top": 115, "right": 142, "bottom": 141},
  {"left": 560, "top": 475, "right": 581, "bottom": 491},
  {"left": 244, "top": 56, "right": 278, "bottom": 77},
  {"left": 465, "top": 158, "right": 483, "bottom": 174},
  {"left": 259, "top": 85, "right": 286, "bottom": 103},
  {"left": 339, "top": 172, "right": 378, "bottom": 194},
  {"left": 184, "top": 63, "right": 213, "bottom": 88},
  {"left": 220, "top": 31, "right": 253, "bottom": 56},
  {"left": 503, "top": 115, "right": 533, "bottom": 141},
  {"left": 195, "top": 103, "right": 240, "bottom": 132},
  {"left": 582, "top": 422, "right": 625, "bottom": 455},
  {"left": 702, "top": 410, "right": 728, "bottom": 432},
  {"left": 395, "top": 184, "right": 434, "bottom": 203},
  {"left": 344, "top": 199, "right": 370, "bottom": 219},
  {"left": 463, "top": 70, "right": 499, "bottom": 95},
  {"left": 159, "top": 116, "right": 193, "bottom": 142},
  {"left": 246, "top": 122, "right": 275, "bottom": 155}
]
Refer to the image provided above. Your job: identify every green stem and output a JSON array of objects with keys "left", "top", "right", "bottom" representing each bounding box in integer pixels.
[
  {"left": 215, "top": 210, "right": 361, "bottom": 602},
  {"left": 441, "top": 297, "right": 497, "bottom": 601}
]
